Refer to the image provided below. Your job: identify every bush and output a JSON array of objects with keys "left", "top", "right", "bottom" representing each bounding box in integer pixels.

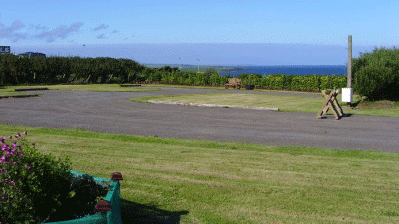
[
  {"left": 353, "top": 47, "right": 399, "bottom": 100},
  {"left": 0, "top": 132, "right": 72, "bottom": 223}
]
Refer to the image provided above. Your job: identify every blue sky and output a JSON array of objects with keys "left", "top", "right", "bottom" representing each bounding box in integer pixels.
[{"left": 1, "top": 0, "right": 399, "bottom": 65}]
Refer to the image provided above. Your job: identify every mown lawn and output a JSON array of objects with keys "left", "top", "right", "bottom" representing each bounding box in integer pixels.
[
  {"left": 2, "top": 124, "right": 399, "bottom": 223},
  {"left": 44, "top": 84, "right": 161, "bottom": 92},
  {"left": 0, "top": 84, "right": 161, "bottom": 96},
  {"left": 0, "top": 86, "right": 35, "bottom": 97},
  {"left": 131, "top": 92, "right": 399, "bottom": 117}
]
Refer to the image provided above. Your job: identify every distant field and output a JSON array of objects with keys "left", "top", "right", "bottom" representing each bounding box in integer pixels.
[{"left": 1, "top": 124, "right": 399, "bottom": 223}]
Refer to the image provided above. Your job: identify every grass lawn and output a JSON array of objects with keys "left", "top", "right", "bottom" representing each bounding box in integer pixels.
[
  {"left": 0, "top": 86, "right": 36, "bottom": 97},
  {"left": 0, "top": 84, "right": 161, "bottom": 96},
  {"left": 2, "top": 124, "right": 399, "bottom": 223},
  {"left": 131, "top": 92, "right": 399, "bottom": 117},
  {"left": 144, "top": 83, "right": 226, "bottom": 89},
  {"left": 43, "top": 84, "right": 161, "bottom": 92}
]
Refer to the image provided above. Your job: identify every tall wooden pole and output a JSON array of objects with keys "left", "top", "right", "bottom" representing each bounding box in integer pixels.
[{"left": 347, "top": 35, "right": 352, "bottom": 88}]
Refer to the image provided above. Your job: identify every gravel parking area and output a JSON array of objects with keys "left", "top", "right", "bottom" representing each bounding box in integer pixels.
[{"left": 1, "top": 87, "right": 398, "bottom": 152}]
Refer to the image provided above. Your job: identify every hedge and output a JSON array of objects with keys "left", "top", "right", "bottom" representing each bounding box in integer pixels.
[
  {"left": 245, "top": 75, "right": 346, "bottom": 92},
  {"left": 0, "top": 54, "right": 346, "bottom": 92}
]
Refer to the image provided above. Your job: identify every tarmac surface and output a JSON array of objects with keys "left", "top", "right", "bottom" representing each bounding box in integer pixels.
[{"left": 1, "top": 87, "right": 398, "bottom": 152}]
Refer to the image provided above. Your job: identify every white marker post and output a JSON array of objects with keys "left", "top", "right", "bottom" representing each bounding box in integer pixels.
[{"left": 342, "top": 35, "right": 353, "bottom": 103}]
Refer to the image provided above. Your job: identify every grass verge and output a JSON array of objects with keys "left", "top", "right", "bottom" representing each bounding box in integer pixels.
[
  {"left": 0, "top": 86, "right": 34, "bottom": 97},
  {"left": 2, "top": 124, "right": 399, "bottom": 223},
  {"left": 43, "top": 84, "right": 161, "bottom": 92},
  {"left": 0, "top": 84, "right": 161, "bottom": 97},
  {"left": 131, "top": 92, "right": 399, "bottom": 117},
  {"left": 143, "top": 83, "right": 226, "bottom": 89}
]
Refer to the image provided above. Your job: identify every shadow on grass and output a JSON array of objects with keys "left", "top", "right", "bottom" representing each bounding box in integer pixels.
[{"left": 121, "top": 199, "right": 189, "bottom": 224}]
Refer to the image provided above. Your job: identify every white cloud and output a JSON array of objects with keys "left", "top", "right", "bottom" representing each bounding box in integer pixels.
[
  {"left": 0, "top": 19, "right": 127, "bottom": 44},
  {"left": 0, "top": 20, "right": 28, "bottom": 42},
  {"left": 36, "top": 22, "right": 84, "bottom": 43},
  {"left": 0, "top": 19, "right": 84, "bottom": 43},
  {"left": 96, "top": 33, "right": 107, "bottom": 39},
  {"left": 30, "top": 24, "right": 48, "bottom": 31},
  {"left": 93, "top": 24, "right": 109, "bottom": 32}
]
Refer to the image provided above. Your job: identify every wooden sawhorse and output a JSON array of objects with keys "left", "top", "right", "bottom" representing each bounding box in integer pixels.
[{"left": 317, "top": 89, "right": 344, "bottom": 120}]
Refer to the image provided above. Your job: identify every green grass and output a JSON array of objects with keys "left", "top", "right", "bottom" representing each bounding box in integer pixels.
[
  {"left": 0, "top": 84, "right": 161, "bottom": 97},
  {"left": 144, "top": 83, "right": 226, "bottom": 89},
  {"left": 0, "top": 86, "right": 35, "bottom": 97},
  {"left": 2, "top": 124, "right": 399, "bottom": 223},
  {"left": 131, "top": 92, "right": 399, "bottom": 117},
  {"left": 43, "top": 84, "right": 161, "bottom": 92},
  {"left": 131, "top": 92, "right": 322, "bottom": 113}
]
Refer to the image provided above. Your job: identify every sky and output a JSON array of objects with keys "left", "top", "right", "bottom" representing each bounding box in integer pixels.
[{"left": 1, "top": 0, "right": 399, "bottom": 65}]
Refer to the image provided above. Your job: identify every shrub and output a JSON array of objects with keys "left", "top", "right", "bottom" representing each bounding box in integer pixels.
[
  {"left": 0, "top": 132, "right": 72, "bottom": 223},
  {"left": 353, "top": 47, "right": 399, "bottom": 100}
]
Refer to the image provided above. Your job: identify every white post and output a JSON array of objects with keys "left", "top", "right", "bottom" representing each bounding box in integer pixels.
[{"left": 342, "top": 35, "right": 353, "bottom": 103}]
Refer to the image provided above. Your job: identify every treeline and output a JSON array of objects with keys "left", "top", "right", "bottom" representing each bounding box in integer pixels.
[{"left": 0, "top": 54, "right": 346, "bottom": 92}]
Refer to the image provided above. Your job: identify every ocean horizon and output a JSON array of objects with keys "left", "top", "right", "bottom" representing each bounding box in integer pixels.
[
  {"left": 148, "top": 63, "right": 348, "bottom": 76},
  {"left": 217, "top": 65, "right": 347, "bottom": 76}
]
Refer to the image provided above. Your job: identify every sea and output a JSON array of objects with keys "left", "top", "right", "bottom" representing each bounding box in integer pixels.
[{"left": 217, "top": 65, "right": 347, "bottom": 76}]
